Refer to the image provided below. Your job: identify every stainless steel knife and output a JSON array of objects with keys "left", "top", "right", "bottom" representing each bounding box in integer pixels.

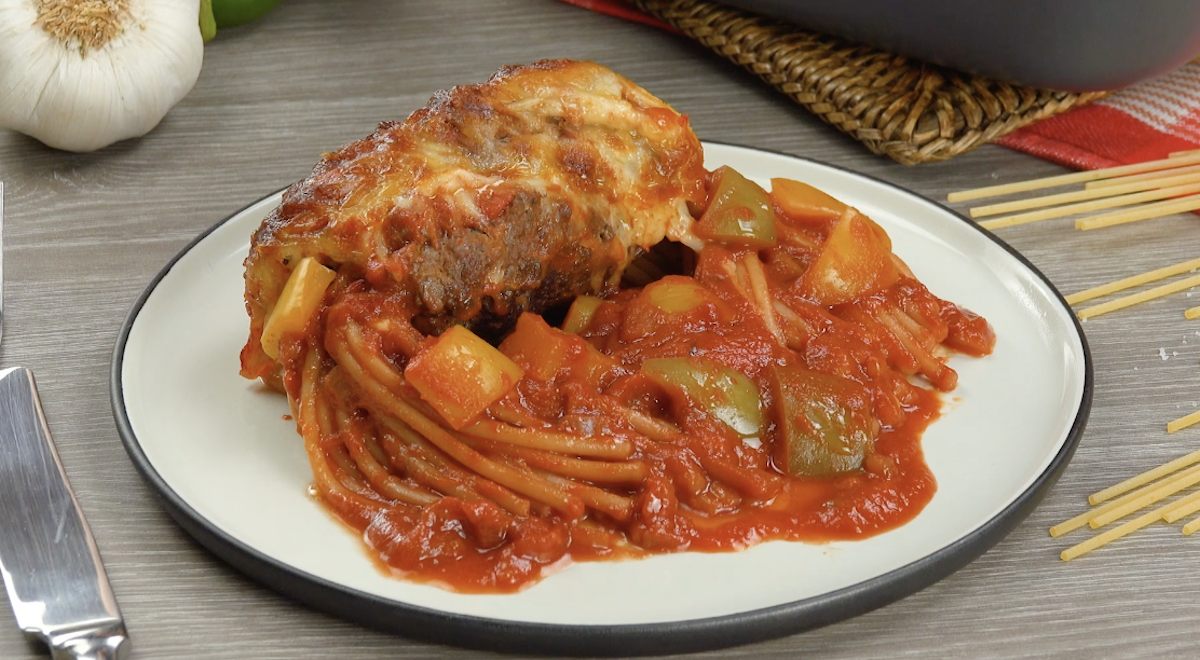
[{"left": 0, "top": 184, "right": 129, "bottom": 660}]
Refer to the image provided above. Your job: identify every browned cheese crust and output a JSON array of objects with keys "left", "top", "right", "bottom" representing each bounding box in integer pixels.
[{"left": 241, "top": 59, "right": 706, "bottom": 385}]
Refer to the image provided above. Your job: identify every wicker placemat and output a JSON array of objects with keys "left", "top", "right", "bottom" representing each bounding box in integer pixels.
[{"left": 629, "top": 0, "right": 1109, "bottom": 165}]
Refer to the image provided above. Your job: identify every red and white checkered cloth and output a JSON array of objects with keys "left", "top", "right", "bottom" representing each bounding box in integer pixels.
[
  {"left": 556, "top": 0, "right": 1200, "bottom": 170},
  {"left": 998, "top": 63, "right": 1200, "bottom": 169}
]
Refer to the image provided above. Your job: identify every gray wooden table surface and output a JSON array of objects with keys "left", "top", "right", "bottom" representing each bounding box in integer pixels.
[{"left": 1, "top": 1, "right": 1197, "bottom": 658}]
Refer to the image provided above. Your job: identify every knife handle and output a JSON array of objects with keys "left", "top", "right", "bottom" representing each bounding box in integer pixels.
[{"left": 0, "top": 368, "right": 129, "bottom": 660}]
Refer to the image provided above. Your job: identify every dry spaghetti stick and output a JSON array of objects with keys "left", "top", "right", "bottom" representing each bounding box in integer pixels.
[
  {"left": 1171, "top": 148, "right": 1200, "bottom": 158},
  {"left": 1086, "top": 163, "right": 1200, "bottom": 189},
  {"left": 1062, "top": 500, "right": 1179, "bottom": 561},
  {"left": 1187, "top": 306, "right": 1200, "bottom": 320},
  {"left": 979, "top": 182, "right": 1200, "bottom": 230},
  {"left": 1076, "top": 193, "right": 1200, "bottom": 230},
  {"left": 1090, "top": 447, "right": 1200, "bottom": 504},
  {"left": 1162, "top": 490, "right": 1200, "bottom": 523},
  {"left": 1065, "top": 257, "right": 1200, "bottom": 305},
  {"left": 1051, "top": 500, "right": 1127, "bottom": 538},
  {"left": 1168, "top": 409, "right": 1200, "bottom": 433},
  {"left": 947, "top": 152, "right": 1200, "bottom": 202},
  {"left": 971, "top": 171, "right": 1200, "bottom": 218},
  {"left": 1052, "top": 466, "right": 1200, "bottom": 536},
  {"left": 1184, "top": 515, "right": 1200, "bottom": 535},
  {"left": 1075, "top": 273, "right": 1200, "bottom": 320},
  {"left": 1089, "top": 463, "right": 1200, "bottom": 528}
]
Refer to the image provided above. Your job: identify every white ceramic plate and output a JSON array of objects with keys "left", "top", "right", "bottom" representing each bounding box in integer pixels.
[{"left": 113, "top": 143, "right": 1091, "bottom": 654}]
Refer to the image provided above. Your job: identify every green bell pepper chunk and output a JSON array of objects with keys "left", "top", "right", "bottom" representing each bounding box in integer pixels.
[
  {"left": 562, "top": 295, "right": 604, "bottom": 334},
  {"left": 770, "top": 366, "right": 878, "bottom": 477},
  {"left": 695, "top": 166, "right": 777, "bottom": 249},
  {"left": 646, "top": 278, "right": 708, "bottom": 314},
  {"left": 641, "top": 357, "right": 763, "bottom": 437}
]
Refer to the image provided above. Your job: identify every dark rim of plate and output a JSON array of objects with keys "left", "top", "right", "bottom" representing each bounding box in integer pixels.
[{"left": 109, "top": 144, "right": 1093, "bottom": 656}]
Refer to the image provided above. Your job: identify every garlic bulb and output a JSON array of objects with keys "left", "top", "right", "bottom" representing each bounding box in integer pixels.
[{"left": 0, "top": 0, "right": 203, "bottom": 152}]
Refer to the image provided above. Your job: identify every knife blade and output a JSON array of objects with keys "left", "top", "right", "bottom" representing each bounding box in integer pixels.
[{"left": 0, "top": 185, "right": 129, "bottom": 660}]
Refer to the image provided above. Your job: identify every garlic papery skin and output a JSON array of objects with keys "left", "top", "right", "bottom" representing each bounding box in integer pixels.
[{"left": 0, "top": 0, "right": 204, "bottom": 152}]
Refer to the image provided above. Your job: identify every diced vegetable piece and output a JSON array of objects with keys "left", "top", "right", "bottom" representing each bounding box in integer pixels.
[
  {"left": 260, "top": 256, "right": 336, "bottom": 359},
  {"left": 695, "top": 166, "right": 777, "bottom": 248},
  {"left": 515, "top": 314, "right": 624, "bottom": 388},
  {"left": 860, "top": 213, "right": 893, "bottom": 251},
  {"left": 562, "top": 295, "right": 604, "bottom": 334},
  {"left": 770, "top": 366, "right": 878, "bottom": 477},
  {"left": 620, "top": 275, "right": 732, "bottom": 343},
  {"left": 575, "top": 342, "right": 622, "bottom": 389},
  {"left": 769, "top": 177, "right": 848, "bottom": 225},
  {"left": 405, "top": 325, "right": 525, "bottom": 429},
  {"left": 499, "top": 313, "right": 573, "bottom": 382},
  {"left": 500, "top": 313, "right": 622, "bottom": 388},
  {"left": 795, "top": 210, "right": 900, "bottom": 306},
  {"left": 641, "top": 357, "right": 762, "bottom": 437},
  {"left": 646, "top": 277, "right": 710, "bottom": 314}
]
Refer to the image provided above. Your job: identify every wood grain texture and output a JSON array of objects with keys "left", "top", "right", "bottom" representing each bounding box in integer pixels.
[{"left": 0, "top": 1, "right": 1197, "bottom": 658}]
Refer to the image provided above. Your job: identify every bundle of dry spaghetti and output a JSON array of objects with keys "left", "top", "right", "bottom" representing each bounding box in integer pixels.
[
  {"left": 949, "top": 153, "right": 1200, "bottom": 322},
  {"left": 1052, "top": 255, "right": 1200, "bottom": 321},
  {"left": 949, "top": 153, "right": 1200, "bottom": 560},
  {"left": 1053, "top": 448, "right": 1200, "bottom": 561},
  {"left": 948, "top": 150, "right": 1200, "bottom": 231}
]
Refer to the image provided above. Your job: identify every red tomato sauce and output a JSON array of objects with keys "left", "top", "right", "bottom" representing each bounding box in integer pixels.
[{"left": 302, "top": 176, "right": 995, "bottom": 594}]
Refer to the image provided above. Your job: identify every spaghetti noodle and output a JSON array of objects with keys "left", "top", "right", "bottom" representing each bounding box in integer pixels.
[{"left": 239, "top": 60, "right": 995, "bottom": 592}]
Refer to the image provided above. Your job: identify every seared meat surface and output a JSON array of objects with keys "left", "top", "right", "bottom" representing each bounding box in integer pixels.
[{"left": 242, "top": 59, "right": 706, "bottom": 381}]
